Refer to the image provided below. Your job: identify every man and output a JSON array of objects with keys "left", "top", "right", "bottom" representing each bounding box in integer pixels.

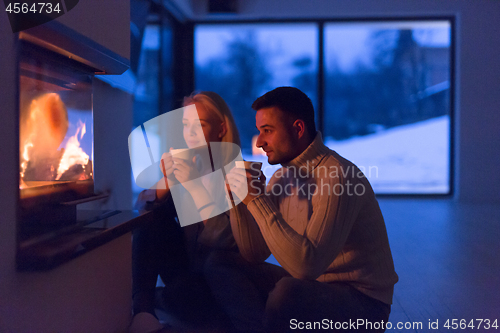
[{"left": 207, "top": 87, "right": 398, "bottom": 332}]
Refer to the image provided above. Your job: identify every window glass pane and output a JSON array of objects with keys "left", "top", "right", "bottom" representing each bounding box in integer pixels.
[
  {"left": 134, "top": 24, "right": 160, "bottom": 127},
  {"left": 131, "top": 23, "right": 160, "bottom": 204},
  {"left": 324, "top": 21, "right": 451, "bottom": 194},
  {"left": 195, "top": 23, "right": 318, "bottom": 180},
  {"left": 161, "top": 17, "right": 175, "bottom": 114}
]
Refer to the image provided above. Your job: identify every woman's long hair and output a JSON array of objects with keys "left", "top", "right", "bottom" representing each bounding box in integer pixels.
[{"left": 184, "top": 91, "right": 241, "bottom": 166}]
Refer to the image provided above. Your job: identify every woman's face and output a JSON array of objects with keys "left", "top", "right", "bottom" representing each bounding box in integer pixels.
[{"left": 183, "top": 102, "right": 224, "bottom": 148}]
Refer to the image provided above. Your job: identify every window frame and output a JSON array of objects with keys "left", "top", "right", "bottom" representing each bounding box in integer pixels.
[{"left": 191, "top": 16, "right": 455, "bottom": 197}]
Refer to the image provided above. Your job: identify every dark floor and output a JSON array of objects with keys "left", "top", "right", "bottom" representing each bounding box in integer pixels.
[
  {"left": 157, "top": 198, "right": 500, "bottom": 332},
  {"left": 380, "top": 199, "right": 500, "bottom": 332}
]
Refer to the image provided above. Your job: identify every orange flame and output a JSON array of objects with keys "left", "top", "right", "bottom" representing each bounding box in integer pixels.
[
  {"left": 20, "top": 141, "right": 33, "bottom": 180},
  {"left": 19, "top": 93, "right": 92, "bottom": 186},
  {"left": 20, "top": 93, "right": 68, "bottom": 184},
  {"left": 56, "top": 120, "right": 89, "bottom": 180}
]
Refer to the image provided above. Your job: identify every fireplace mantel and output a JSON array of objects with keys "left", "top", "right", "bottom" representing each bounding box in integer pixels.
[{"left": 19, "top": 20, "right": 129, "bottom": 75}]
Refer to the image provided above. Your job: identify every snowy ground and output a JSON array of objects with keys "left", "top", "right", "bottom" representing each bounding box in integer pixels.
[{"left": 244, "top": 116, "right": 450, "bottom": 194}]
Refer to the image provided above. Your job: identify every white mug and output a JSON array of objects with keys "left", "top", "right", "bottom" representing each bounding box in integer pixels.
[{"left": 235, "top": 160, "right": 263, "bottom": 171}]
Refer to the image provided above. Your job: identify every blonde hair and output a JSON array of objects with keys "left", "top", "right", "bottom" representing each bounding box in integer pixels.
[
  {"left": 184, "top": 92, "right": 240, "bottom": 146},
  {"left": 183, "top": 92, "right": 241, "bottom": 166}
]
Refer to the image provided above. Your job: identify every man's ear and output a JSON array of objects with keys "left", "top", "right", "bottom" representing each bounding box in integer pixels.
[
  {"left": 292, "top": 119, "right": 306, "bottom": 140},
  {"left": 218, "top": 121, "right": 227, "bottom": 138}
]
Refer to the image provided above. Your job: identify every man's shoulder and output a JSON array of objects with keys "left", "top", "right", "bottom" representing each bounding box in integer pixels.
[
  {"left": 313, "top": 149, "right": 346, "bottom": 173},
  {"left": 266, "top": 149, "right": 345, "bottom": 180},
  {"left": 315, "top": 149, "right": 373, "bottom": 184},
  {"left": 322, "top": 148, "right": 360, "bottom": 171}
]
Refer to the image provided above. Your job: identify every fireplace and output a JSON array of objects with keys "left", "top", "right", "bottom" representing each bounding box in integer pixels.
[
  {"left": 18, "top": 41, "right": 96, "bottom": 240},
  {"left": 14, "top": 22, "right": 138, "bottom": 271}
]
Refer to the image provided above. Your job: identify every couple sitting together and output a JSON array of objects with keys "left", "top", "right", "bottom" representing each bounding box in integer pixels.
[{"left": 131, "top": 87, "right": 398, "bottom": 333}]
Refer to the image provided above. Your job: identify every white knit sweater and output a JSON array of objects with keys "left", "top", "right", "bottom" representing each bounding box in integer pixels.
[{"left": 230, "top": 133, "right": 399, "bottom": 305}]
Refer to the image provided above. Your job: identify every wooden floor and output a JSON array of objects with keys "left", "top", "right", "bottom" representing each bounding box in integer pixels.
[{"left": 379, "top": 199, "right": 500, "bottom": 332}]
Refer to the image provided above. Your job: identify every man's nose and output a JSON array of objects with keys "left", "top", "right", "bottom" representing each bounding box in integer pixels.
[{"left": 255, "top": 133, "right": 265, "bottom": 148}]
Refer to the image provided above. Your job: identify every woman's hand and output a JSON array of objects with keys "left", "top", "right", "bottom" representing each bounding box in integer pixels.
[
  {"left": 172, "top": 156, "right": 203, "bottom": 193},
  {"left": 155, "top": 150, "right": 176, "bottom": 199},
  {"left": 159, "top": 150, "right": 174, "bottom": 178}
]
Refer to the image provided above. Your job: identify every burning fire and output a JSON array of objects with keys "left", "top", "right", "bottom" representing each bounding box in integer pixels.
[
  {"left": 19, "top": 92, "right": 91, "bottom": 186},
  {"left": 20, "top": 141, "right": 33, "bottom": 180},
  {"left": 56, "top": 120, "right": 89, "bottom": 180},
  {"left": 20, "top": 93, "right": 68, "bottom": 182}
]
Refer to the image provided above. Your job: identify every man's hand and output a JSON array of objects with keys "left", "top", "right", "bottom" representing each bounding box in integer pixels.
[{"left": 226, "top": 167, "right": 266, "bottom": 205}]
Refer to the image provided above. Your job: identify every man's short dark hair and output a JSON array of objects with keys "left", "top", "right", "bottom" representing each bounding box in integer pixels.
[{"left": 252, "top": 87, "right": 316, "bottom": 138}]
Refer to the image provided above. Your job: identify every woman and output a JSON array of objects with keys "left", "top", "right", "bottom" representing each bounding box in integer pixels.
[{"left": 130, "top": 92, "right": 242, "bottom": 333}]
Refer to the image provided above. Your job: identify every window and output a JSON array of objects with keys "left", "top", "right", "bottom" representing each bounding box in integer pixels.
[
  {"left": 324, "top": 21, "right": 451, "bottom": 194},
  {"left": 130, "top": 24, "right": 161, "bottom": 204},
  {"left": 134, "top": 24, "right": 161, "bottom": 127},
  {"left": 195, "top": 23, "right": 318, "bottom": 152},
  {"left": 194, "top": 19, "right": 452, "bottom": 194}
]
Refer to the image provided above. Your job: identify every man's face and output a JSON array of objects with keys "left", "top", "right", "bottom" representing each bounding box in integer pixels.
[{"left": 255, "top": 107, "right": 300, "bottom": 165}]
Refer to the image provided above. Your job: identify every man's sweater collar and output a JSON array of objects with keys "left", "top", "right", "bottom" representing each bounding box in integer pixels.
[{"left": 282, "top": 132, "right": 330, "bottom": 172}]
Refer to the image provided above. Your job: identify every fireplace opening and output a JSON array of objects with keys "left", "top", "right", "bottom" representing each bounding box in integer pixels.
[{"left": 18, "top": 42, "right": 96, "bottom": 240}]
